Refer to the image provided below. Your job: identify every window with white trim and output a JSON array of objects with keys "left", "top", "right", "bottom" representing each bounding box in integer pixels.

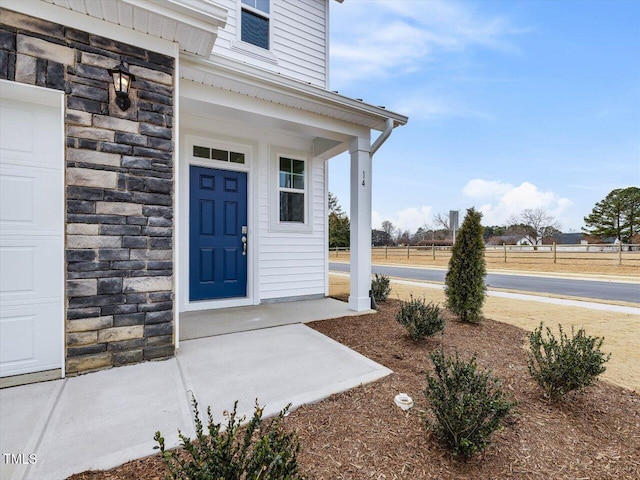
[
  {"left": 241, "top": 0, "right": 270, "bottom": 50},
  {"left": 278, "top": 157, "right": 305, "bottom": 223},
  {"left": 269, "top": 148, "right": 311, "bottom": 233}
]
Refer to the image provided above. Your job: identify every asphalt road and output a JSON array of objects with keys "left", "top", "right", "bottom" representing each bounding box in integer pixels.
[{"left": 329, "top": 262, "right": 640, "bottom": 304}]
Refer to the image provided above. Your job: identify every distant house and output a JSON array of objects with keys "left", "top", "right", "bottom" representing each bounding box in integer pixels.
[
  {"left": 0, "top": 0, "right": 407, "bottom": 381},
  {"left": 372, "top": 229, "right": 393, "bottom": 246},
  {"left": 582, "top": 234, "right": 618, "bottom": 244},
  {"left": 555, "top": 232, "right": 584, "bottom": 245},
  {"left": 486, "top": 235, "right": 524, "bottom": 246}
]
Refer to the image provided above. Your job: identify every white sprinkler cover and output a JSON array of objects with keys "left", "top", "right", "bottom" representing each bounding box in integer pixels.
[{"left": 394, "top": 393, "right": 414, "bottom": 411}]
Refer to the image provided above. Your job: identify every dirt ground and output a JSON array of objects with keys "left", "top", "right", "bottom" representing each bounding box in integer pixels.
[
  {"left": 67, "top": 260, "right": 639, "bottom": 479},
  {"left": 330, "top": 274, "right": 640, "bottom": 392},
  {"left": 69, "top": 300, "right": 640, "bottom": 480}
]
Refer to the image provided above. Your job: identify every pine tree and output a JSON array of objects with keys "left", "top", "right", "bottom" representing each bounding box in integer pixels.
[
  {"left": 328, "top": 192, "right": 350, "bottom": 248},
  {"left": 583, "top": 187, "right": 640, "bottom": 242},
  {"left": 445, "top": 207, "right": 486, "bottom": 323}
]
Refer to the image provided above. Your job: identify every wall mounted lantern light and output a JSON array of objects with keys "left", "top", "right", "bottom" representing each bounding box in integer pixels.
[{"left": 108, "top": 59, "right": 136, "bottom": 111}]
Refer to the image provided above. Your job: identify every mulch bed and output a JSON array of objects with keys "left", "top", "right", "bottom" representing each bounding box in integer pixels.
[{"left": 70, "top": 299, "right": 640, "bottom": 479}]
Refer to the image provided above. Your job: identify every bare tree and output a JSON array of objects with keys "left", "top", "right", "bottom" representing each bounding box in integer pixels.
[
  {"left": 433, "top": 213, "right": 450, "bottom": 231},
  {"left": 381, "top": 220, "right": 396, "bottom": 246},
  {"left": 396, "top": 229, "right": 412, "bottom": 245},
  {"left": 509, "top": 208, "right": 560, "bottom": 245},
  {"left": 413, "top": 222, "right": 432, "bottom": 244},
  {"left": 432, "top": 213, "right": 453, "bottom": 243}
]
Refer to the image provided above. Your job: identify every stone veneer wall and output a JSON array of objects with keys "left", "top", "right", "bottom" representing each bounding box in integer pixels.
[{"left": 0, "top": 9, "right": 175, "bottom": 374}]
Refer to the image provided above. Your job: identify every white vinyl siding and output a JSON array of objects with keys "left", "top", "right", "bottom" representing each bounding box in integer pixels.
[
  {"left": 213, "top": 0, "right": 327, "bottom": 87},
  {"left": 258, "top": 156, "right": 326, "bottom": 300}
]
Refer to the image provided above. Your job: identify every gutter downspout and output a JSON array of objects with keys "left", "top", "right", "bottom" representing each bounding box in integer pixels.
[{"left": 370, "top": 118, "right": 394, "bottom": 156}]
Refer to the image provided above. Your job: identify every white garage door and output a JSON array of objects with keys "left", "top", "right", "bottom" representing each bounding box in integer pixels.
[{"left": 0, "top": 82, "right": 64, "bottom": 378}]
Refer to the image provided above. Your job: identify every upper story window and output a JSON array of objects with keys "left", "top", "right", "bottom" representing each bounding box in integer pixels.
[{"left": 241, "top": 0, "right": 270, "bottom": 50}]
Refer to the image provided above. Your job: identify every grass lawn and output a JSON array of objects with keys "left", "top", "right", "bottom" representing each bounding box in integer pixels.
[{"left": 330, "top": 250, "right": 640, "bottom": 278}]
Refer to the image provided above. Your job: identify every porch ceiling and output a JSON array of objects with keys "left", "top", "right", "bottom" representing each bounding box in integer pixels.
[
  {"left": 180, "top": 53, "right": 409, "bottom": 133},
  {"left": 180, "top": 92, "right": 355, "bottom": 149},
  {"left": 42, "top": 0, "right": 227, "bottom": 56}
]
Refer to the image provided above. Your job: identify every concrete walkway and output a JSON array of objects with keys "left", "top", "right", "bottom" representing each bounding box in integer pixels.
[
  {"left": 180, "top": 297, "right": 367, "bottom": 340},
  {"left": 0, "top": 323, "right": 391, "bottom": 480}
]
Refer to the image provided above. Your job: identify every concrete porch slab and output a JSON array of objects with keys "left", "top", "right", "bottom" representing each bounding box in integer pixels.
[
  {"left": 180, "top": 297, "right": 372, "bottom": 340},
  {"left": 177, "top": 323, "right": 392, "bottom": 422},
  {"left": 1, "top": 322, "right": 391, "bottom": 480}
]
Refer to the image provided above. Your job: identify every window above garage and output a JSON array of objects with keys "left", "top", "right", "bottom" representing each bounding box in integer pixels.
[{"left": 240, "top": 0, "right": 270, "bottom": 50}]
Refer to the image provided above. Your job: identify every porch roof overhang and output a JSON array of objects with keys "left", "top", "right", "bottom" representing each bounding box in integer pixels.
[
  {"left": 39, "top": 0, "right": 228, "bottom": 56},
  {"left": 180, "top": 53, "right": 408, "bottom": 135}
]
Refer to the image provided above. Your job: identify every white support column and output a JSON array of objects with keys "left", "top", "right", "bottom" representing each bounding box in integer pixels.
[{"left": 348, "top": 136, "right": 372, "bottom": 311}]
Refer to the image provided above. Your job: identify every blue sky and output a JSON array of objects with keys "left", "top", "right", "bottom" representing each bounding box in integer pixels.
[{"left": 327, "top": 0, "right": 640, "bottom": 233}]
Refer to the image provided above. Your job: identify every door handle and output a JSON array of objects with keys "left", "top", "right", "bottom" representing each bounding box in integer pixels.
[{"left": 242, "top": 235, "right": 247, "bottom": 255}]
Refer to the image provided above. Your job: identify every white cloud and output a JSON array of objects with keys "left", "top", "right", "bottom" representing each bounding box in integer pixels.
[
  {"left": 462, "top": 179, "right": 513, "bottom": 198},
  {"left": 462, "top": 179, "right": 573, "bottom": 227},
  {"left": 371, "top": 210, "right": 383, "bottom": 231},
  {"left": 331, "top": 0, "right": 525, "bottom": 88},
  {"left": 390, "top": 92, "right": 493, "bottom": 121},
  {"left": 372, "top": 205, "right": 433, "bottom": 233}
]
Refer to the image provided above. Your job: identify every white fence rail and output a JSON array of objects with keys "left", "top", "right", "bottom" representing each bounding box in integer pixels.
[{"left": 330, "top": 243, "right": 640, "bottom": 266}]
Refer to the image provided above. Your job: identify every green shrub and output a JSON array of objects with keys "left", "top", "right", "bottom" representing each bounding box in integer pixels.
[
  {"left": 395, "top": 295, "right": 445, "bottom": 341},
  {"left": 527, "top": 322, "right": 611, "bottom": 401},
  {"left": 154, "top": 395, "right": 304, "bottom": 480},
  {"left": 445, "top": 208, "right": 487, "bottom": 323},
  {"left": 371, "top": 273, "right": 391, "bottom": 303},
  {"left": 424, "top": 350, "right": 515, "bottom": 458}
]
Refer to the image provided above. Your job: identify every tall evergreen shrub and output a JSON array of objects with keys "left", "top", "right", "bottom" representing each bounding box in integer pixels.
[{"left": 445, "top": 208, "right": 486, "bottom": 323}]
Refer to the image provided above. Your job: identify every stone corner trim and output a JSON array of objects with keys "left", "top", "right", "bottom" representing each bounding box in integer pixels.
[
  {"left": 123, "top": 276, "right": 173, "bottom": 293},
  {"left": 1, "top": 9, "right": 176, "bottom": 375}
]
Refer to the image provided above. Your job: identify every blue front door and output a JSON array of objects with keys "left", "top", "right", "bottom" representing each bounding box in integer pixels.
[{"left": 189, "top": 166, "right": 248, "bottom": 301}]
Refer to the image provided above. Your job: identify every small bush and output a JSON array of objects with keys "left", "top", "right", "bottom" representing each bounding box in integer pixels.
[
  {"left": 425, "top": 350, "right": 515, "bottom": 458},
  {"left": 371, "top": 273, "right": 391, "bottom": 303},
  {"left": 395, "top": 295, "right": 445, "bottom": 341},
  {"left": 527, "top": 322, "right": 611, "bottom": 401},
  {"left": 154, "top": 395, "right": 304, "bottom": 480}
]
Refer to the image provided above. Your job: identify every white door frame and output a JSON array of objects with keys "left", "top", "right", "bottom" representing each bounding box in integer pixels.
[
  {"left": 0, "top": 79, "right": 65, "bottom": 378},
  {"left": 178, "top": 134, "right": 258, "bottom": 312}
]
